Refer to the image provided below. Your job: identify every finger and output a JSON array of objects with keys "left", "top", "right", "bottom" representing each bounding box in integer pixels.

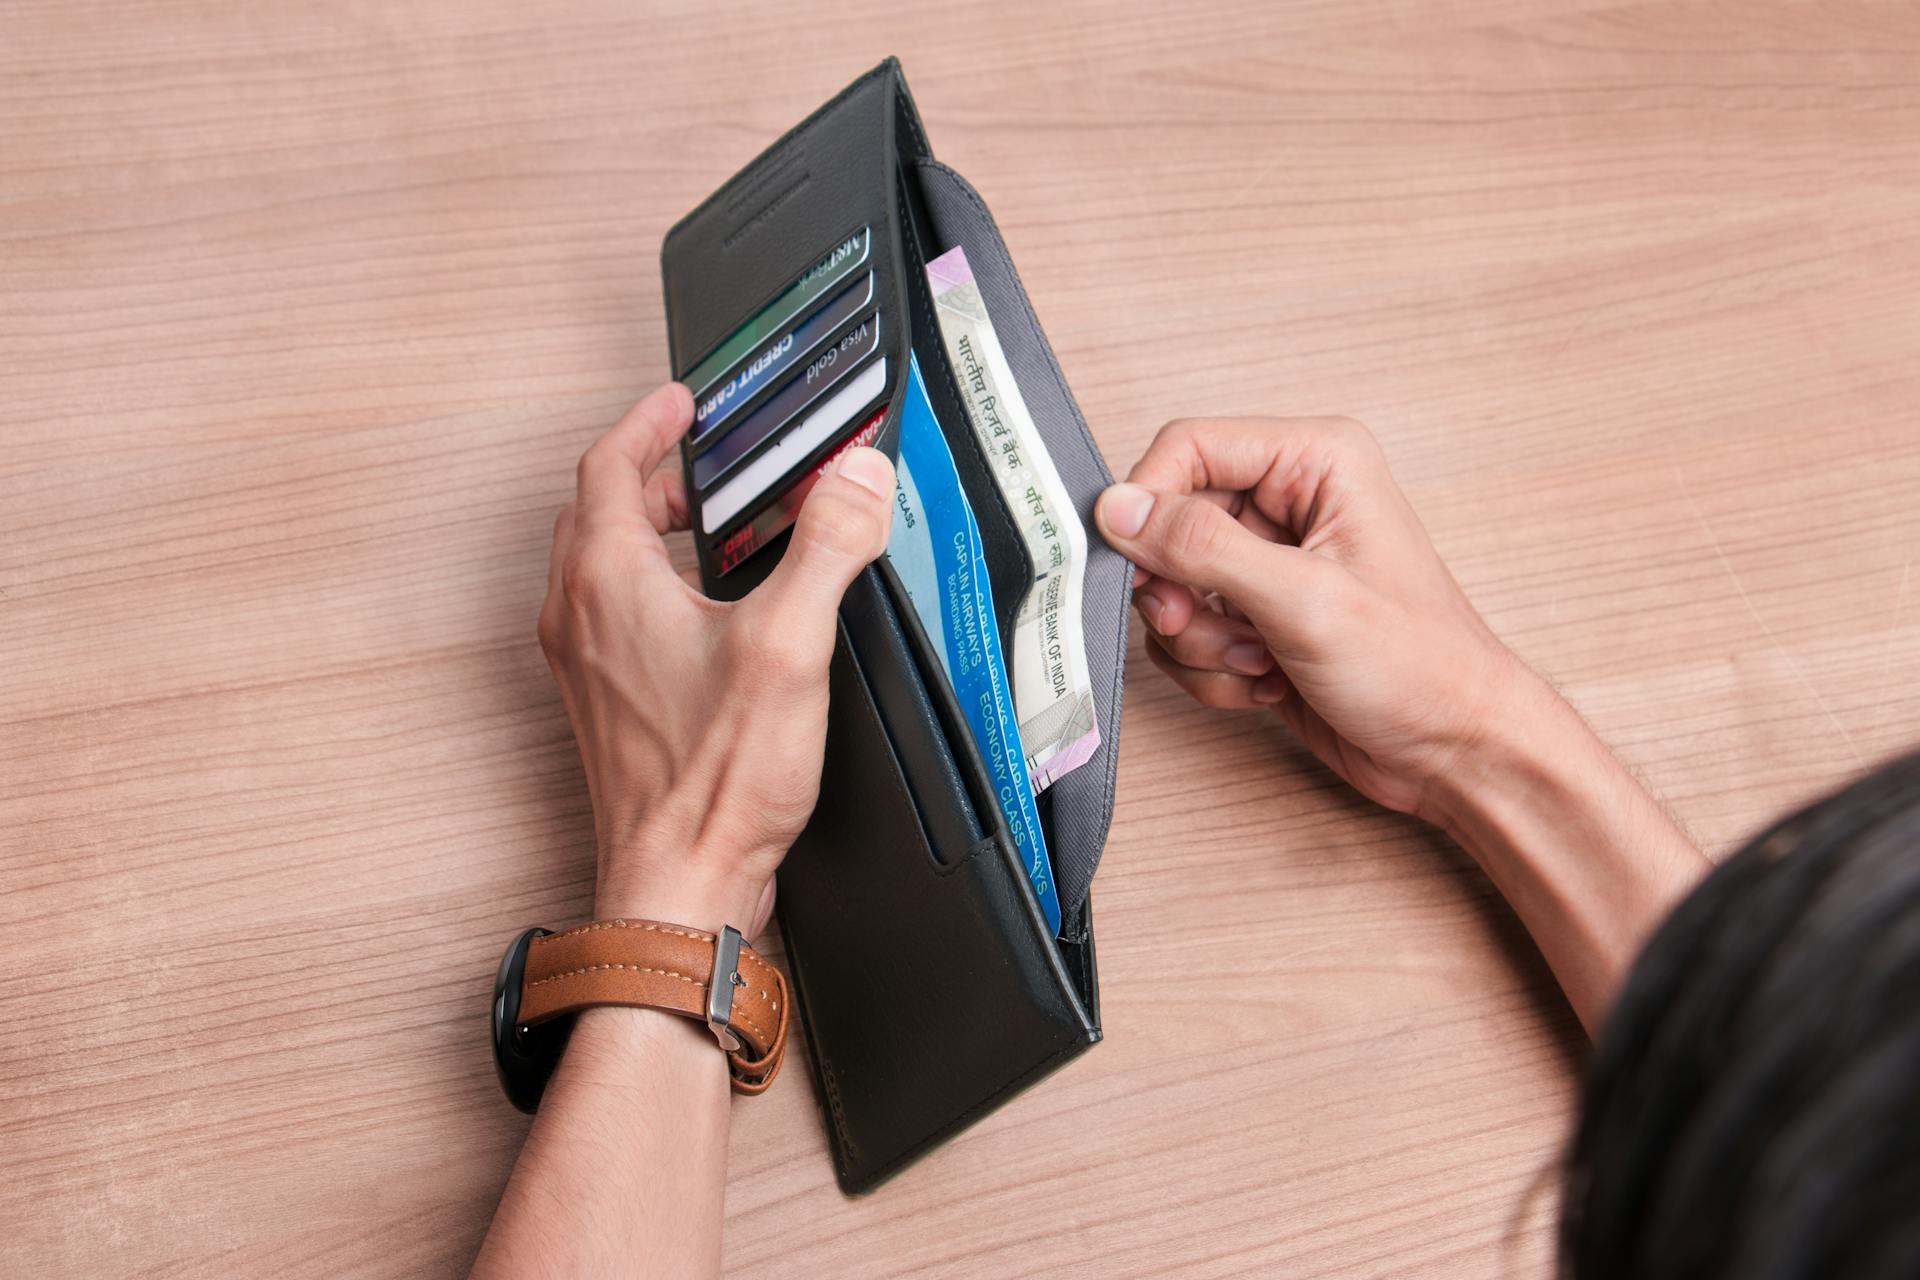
[
  {"left": 546, "top": 502, "right": 576, "bottom": 594},
  {"left": 1127, "top": 415, "right": 1373, "bottom": 495},
  {"left": 1234, "top": 500, "right": 1290, "bottom": 545},
  {"left": 577, "top": 382, "right": 695, "bottom": 527},
  {"left": 1097, "top": 481, "right": 1349, "bottom": 641},
  {"left": 1251, "top": 667, "right": 1294, "bottom": 706},
  {"left": 1132, "top": 576, "right": 1197, "bottom": 637},
  {"left": 1149, "top": 607, "right": 1273, "bottom": 677},
  {"left": 1126, "top": 417, "right": 1382, "bottom": 538},
  {"left": 643, "top": 466, "right": 689, "bottom": 534},
  {"left": 1145, "top": 634, "right": 1263, "bottom": 710},
  {"left": 741, "top": 447, "right": 894, "bottom": 667}
]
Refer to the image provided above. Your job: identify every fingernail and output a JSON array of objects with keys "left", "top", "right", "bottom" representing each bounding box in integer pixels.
[
  {"left": 837, "top": 448, "right": 894, "bottom": 499},
  {"left": 1136, "top": 591, "right": 1165, "bottom": 633},
  {"left": 1099, "top": 484, "right": 1155, "bottom": 540},
  {"left": 1252, "top": 671, "right": 1289, "bottom": 703},
  {"left": 1225, "top": 643, "right": 1272, "bottom": 676}
]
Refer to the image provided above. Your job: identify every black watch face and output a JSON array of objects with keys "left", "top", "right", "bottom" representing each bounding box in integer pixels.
[{"left": 491, "top": 928, "right": 569, "bottom": 1113}]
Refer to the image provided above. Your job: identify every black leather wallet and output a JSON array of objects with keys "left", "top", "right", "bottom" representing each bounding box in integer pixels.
[{"left": 660, "top": 58, "right": 1130, "bottom": 1193}]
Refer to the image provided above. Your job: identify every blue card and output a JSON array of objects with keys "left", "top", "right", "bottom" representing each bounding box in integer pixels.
[{"left": 886, "top": 353, "right": 1061, "bottom": 936}]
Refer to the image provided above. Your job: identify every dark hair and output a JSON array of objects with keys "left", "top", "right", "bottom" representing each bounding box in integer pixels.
[{"left": 1559, "top": 752, "right": 1920, "bottom": 1279}]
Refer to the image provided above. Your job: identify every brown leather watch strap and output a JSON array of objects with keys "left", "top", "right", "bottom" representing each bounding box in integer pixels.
[{"left": 517, "top": 919, "right": 789, "bottom": 1094}]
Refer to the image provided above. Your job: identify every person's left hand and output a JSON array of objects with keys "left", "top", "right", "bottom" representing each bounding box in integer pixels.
[{"left": 537, "top": 382, "right": 895, "bottom": 936}]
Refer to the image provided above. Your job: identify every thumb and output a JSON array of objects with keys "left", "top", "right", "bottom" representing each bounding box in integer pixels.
[
  {"left": 747, "top": 446, "right": 895, "bottom": 646},
  {"left": 1096, "top": 481, "right": 1344, "bottom": 642}
]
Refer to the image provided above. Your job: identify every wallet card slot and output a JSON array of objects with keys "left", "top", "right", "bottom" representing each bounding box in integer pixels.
[
  {"left": 691, "top": 309, "right": 882, "bottom": 492},
  {"left": 841, "top": 563, "right": 988, "bottom": 867},
  {"left": 904, "top": 157, "right": 1133, "bottom": 923},
  {"left": 894, "top": 161, "right": 1033, "bottom": 647},
  {"left": 689, "top": 262, "right": 876, "bottom": 449},
  {"left": 782, "top": 580, "right": 1096, "bottom": 1190},
  {"left": 662, "top": 61, "right": 916, "bottom": 591},
  {"left": 867, "top": 555, "right": 1010, "bottom": 856}
]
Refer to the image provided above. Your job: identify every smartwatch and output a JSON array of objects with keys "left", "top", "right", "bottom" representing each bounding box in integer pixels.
[{"left": 491, "top": 919, "right": 789, "bottom": 1111}]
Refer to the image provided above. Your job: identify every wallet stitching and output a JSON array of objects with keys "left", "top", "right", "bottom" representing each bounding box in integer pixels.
[{"left": 895, "top": 76, "right": 931, "bottom": 158}]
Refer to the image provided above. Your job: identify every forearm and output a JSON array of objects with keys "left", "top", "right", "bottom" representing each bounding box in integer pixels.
[
  {"left": 1429, "top": 675, "right": 1710, "bottom": 1033},
  {"left": 472, "top": 1006, "right": 731, "bottom": 1279}
]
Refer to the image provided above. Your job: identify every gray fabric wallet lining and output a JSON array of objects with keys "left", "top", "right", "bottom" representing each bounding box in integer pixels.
[{"left": 912, "top": 158, "right": 1131, "bottom": 926}]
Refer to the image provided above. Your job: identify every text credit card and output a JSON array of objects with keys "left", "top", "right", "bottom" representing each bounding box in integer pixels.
[
  {"left": 692, "top": 270, "right": 875, "bottom": 443},
  {"left": 886, "top": 353, "right": 1061, "bottom": 935},
  {"left": 692, "top": 312, "right": 880, "bottom": 490}
]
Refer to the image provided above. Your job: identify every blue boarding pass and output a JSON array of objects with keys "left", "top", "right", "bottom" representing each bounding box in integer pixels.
[{"left": 886, "top": 353, "right": 1062, "bottom": 936}]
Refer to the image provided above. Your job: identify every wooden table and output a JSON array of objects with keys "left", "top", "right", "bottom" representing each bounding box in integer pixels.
[{"left": 6, "top": 3, "right": 1918, "bottom": 1275}]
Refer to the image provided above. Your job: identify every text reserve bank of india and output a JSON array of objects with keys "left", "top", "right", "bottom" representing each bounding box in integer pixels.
[{"left": 926, "top": 245, "right": 1099, "bottom": 791}]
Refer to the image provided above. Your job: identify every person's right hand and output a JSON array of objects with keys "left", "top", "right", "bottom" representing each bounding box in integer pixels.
[{"left": 1094, "top": 416, "right": 1543, "bottom": 822}]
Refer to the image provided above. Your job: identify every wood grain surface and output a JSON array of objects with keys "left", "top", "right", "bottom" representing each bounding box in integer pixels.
[{"left": 5, "top": 2, "right": 1918, "bottom": 1275}]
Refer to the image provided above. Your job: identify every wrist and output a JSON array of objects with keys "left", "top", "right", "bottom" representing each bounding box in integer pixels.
[
  {"left": 594, "top": 843, "right": 773, "bottom": 937},
  {"left": 1419, "top": 663, "right": 1708, "bottom": 1030},
  {"left": 1422, "top": 667, "right": 1586, "bottom": 844}
]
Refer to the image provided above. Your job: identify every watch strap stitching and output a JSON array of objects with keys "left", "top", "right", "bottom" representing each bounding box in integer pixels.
[
  {"left": 541, "top": 919, "right": 713, "bottom": 944},
  {"left": 527, "top": 961, "right": 700, "bottom": 989},
  {"left": 529, "top": 920, "right": 783, "bottom": 993},
  {"left": 528, "top": 962, "right": 774, "bottom": 1043}
]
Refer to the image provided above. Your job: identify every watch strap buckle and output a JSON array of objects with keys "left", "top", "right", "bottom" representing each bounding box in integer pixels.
[
  {"left": 496, "top": 917, "right": 791, "bottom": 1109},
  {"left": 707, "top": 925, "right": 746, "bottom": 1053}
]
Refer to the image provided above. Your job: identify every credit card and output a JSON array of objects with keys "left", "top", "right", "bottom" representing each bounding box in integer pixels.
[
  {"left": 886, "top": 353, "right": 1061, "bottom": 936},
  {"left": 684, "top": 227, "right": 872, "bottom": 398},
  {"left": 700, "top": 356, "right": 888, "bottom": 535},
  {"left": 692, "top": 271, "right": 875, "bottom": 444},
  {"left": 714, "top": 403, "right": 888, "bottom": 576},
  {"left": 692, "top": 311, "right": 880, "bottom": 491}
]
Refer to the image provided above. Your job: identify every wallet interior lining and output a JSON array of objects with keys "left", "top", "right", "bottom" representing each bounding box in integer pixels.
[{"left": 906, "top": 158, "right": 1132, "bottom": 932}]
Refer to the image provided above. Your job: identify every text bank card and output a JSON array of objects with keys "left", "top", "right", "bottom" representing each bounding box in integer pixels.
[
  {"left": 692, "top": 270, "right": 875, "bottom": 443},
  {"left": 887, "top": 353, "right": 1061, "bottom": 935},
  {"left": 692, "top": 311, "right": 880, "bottom": 491}
]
